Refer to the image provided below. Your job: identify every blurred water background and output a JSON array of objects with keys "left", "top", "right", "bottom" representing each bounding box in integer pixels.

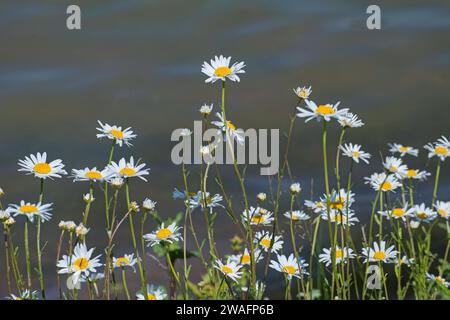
[{"left": 1, "top": 0, "right": 450, "bottom": 298}]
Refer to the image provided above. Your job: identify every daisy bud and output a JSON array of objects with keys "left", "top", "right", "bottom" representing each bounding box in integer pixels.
[
  {"left": 0, "top": 188, "right": 4, "bottom": 197},
  {"left": 65, "top": 221, "right": 77, "bottom": 232},
  {"left": 76, "top": 223, "right": 89, "bottom": 236},
  {"left": 4, "top": 217, "right": 15, "bottom": 226},
  {"left": 83, "top": 193, "right": 95, "bottom": 203},
  {"left": 200, "top": 104, "right": 213, "bottom": 116},
  {"left": 142, "top": 198, "right": 157, "bottom": 212},
  {"left": 290, "top": 183, "right": 301, "bottom": 195},
  {"left": 180, "top": 128, "right": 192, "bottom": 137},
  {"left": 0, "top": 210, "right": 10, "bottom": 222},
  {"left": 58, "top": 220, "right": 67, "bottom": 230},
  {"left": 109, "top": 177, "right": 124, "bottom": 189},
  {"left": 130, "top": 201, "right": 140, "bottom": 213},
  {"left": 410, "top": 221, "right": 420, "bottom": 229},
  {"left": 257, "top": 192, "right": 267, "bottom": 202}
]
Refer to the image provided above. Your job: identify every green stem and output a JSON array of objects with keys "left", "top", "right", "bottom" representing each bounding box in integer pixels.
[
  {"left": 121, "top": 268, "right": 131, "bottom": 300},
  {"left": 24, "top": 221, "right": 32, "bottom": 290},
  {"left": 37, "top": 178, "right": 45, "bottom": 298},
  {"left": 104, "top": 140, "right": 116, "bottom": 230},
  {"left": 432, "top": 159, "right": 441, "bottom": 206}
]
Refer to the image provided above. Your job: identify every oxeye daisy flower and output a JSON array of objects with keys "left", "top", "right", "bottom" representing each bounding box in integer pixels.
[
  {"left": 199, "top": 103, "right": 213, "bottom": 116},
  {"left": 143, "top": 222, "right": 182, "bottom": 247},
  {"left": 293, "top": 86, "right": 312, "bottom": 100},
  {"left": 340, "top": 143, "right": 371, "bottom": 164},
  {"left": 201, "top": 55, "right": 245, "bottom": 83},
  {"left": 211, "top": 112, "right": 245, "bottom": 145},
  {"left": 361, "top": 241, "right": 397, "bottom": 263},
  {"left": 320, "top": 211, "right": 359, "bottom": 226},
  {"left": 18, "top": 152, "right": 67, "bottom": 179},
  {"left": 75, "top": 223, "right": 89, "bottom": 237},
  {"left": 426, "top": 273, "right": 450, "bottom": 288},
  {"left": 136, "top": 284, "right": 167, "bottom": 300},
  {"left": 378, "top": 204, "right": 414, "bottom": 221},
  {"left": 214, "top": 258, "right": 243, "bottom": 282},
  {"left": 319, "top": 246, "right": 356, "bottom": 267},
  {"left": 383, "top": 156, "right": 408, "bottom": 178},
  {"left": 296, "top": 100, "right": 348, "bottom": 123},
  {"left": 396, "top": 256, "right": 414, "bottom": 267},
  {"left": 0, "top": 210, "right": 10, "bottom": 222},
  {"left": 412, "top": 203, "right": 437, "bottom": 223},
  {"left": 424, "top": 139, "right": 449, "bottom": 161},
  {"left": 434, "top": 201, "right": 450, "bottom": 219},
  {"left": 57, "top": 242, "right": 102, "bottom": 284},
  {"left": 7, "top": 289, "right": 39, "bottom": 300},
  {"left": 269, "top": 254, "right": 308, "bottom": 279},
  {"left": 106, "top": 157, "right": 150, "bottom": 182},
  {"left": 289, "top": 182, "right": 301, "bottom": 195},
  {"left": 284, "top": 210, "right": 310, "bottom": 221},
  {"left": 338, "top": 112, "right": 364, "bottom": 128},
  {"left": 255, "top": 231, "right": 283, "bottom": 253},
  {"left": 388, "top": 143, "right": 419, "bottom": 157},
  {"left": 304, "top": 200, "right": 325, "bottom": 213},
  {"left": 188, "top": 191, "right": 224, "bottom": 214},
  {"left": 256, "top": 192, "right": 267, "bottom": 202},
  {"left": 242, "top": 206, "right": 274, "bottom": 226},
  {"left": 96, "top": 121, "right": 136, "bottom": 147},
  {"left": 7, "top": 201, "right": 53, "bottom": 223},
  {"left": 142, "top": 198, "right": 157, "bottom": 212},
  {"left": 365, "top": 172, "right": 401, "bottom": 193},
  {"left": 230, "top": 248, "right": 264, "bottom": 266},
  {"left": 113, "top": 254, "right": 138, "bottom": 270},
  {"left": 401, "top": 168, "right": 430, "bottom": 181},
  {"left": 71, "top": 167, "right": 110, "bottom": 182},
  {"left": 320, "top": 188, "right": 355, "bottom": 211}
]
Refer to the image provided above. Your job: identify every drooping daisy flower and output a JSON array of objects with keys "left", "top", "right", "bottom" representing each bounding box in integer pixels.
[
  {"left": 106, "top": 157, "right": 150, "bottom": 181},
  {"left": 136, "top": 284, "right": 167, "bottom": 300},
  {"left": 319, "top": 246, "right": 356, "bottom": 267},
  {"left": 289, "top": 182, "right": 301, "bottom": 195},
  {"left": 242, "top": 206, "right": 274, "bottom": 226},
  {"left": 320, "top": 211, "right": 359, "bottom": 226},
  {"left": 7, "top": 201, "right": 53, "bottom": 223},
  {"left": 426, "top": 273, "right": 450, "bottom": 288},
  {"left": 96, "top": 121, "right": 136, "bottom": 147},
  {"left": 361, "top": 241, "right": 397, "bottom": 263},
  {"left": 201, "top": 55, "right": 245, "bottom": 83},
  {"left": 59, "top": 220, "right": 76, "bottom": 232},
  {"left": 378, "top": 204, "right": 414, "bottom": 221},
  {"left": 412, "top": 203, "right": 437, "bottom": 223},
  {"left": 388, "top": 143, "right": 418, "bottom": 157},
  {"left": 214, "top": 258, "right": 243, "bottom": 282},
  {"left": 340, "top": 143, "right": 371, "bottom": 164},
  {"left": 269, "top": 254, "right": 308, "bottom": 279},
  {"left": 434, "top": 201, "right": 450, "bottom": 219},
  {"left": 338, "top": 112, "right": 364, "bottom": 128},
  {"left": 113, "top": 254, "right": 138, "bottom": 270},
  {"left": 365, "top": 172, "right": 401, "bottom": 193},
  {"left": 75, "top": 223, "right": 89, "bottom": 237},
  {"left": 142, "top": 198, "right": 157, "bottom": 212},
  {"left": 7, "top": 289, "right": 39, "bottom": 300},
  {"left": 401, "top": 168, "right": 430, "bottom": 181},
  {"left": 0, "top": 210, "right": 10, "bottom": 222},
  {"left": 71, "top": 167, "right": 110, "bottom": 182},
  {"left": 304, "top": 200, "right": 325, "bottom": 213},
  {"left": 18, "top": 152, "right": 67, "bottom": 179},
  {"left": 293, "top": 86, "right": 312, "bottom": 100},
  {"left": 143, "top": 222, "right": 182, "bottom": 247},
  {"left": 284, "top": 210, "right": 310, "bottom": 221},
  {"left": 57, "top": 242, "right": 102, "bottom": 284},
  {"left": 424, "top": 137, "right": 450, "bottom": 161},
  {"left": 188, "top": 191, "right": 224, "bottom": 214},
  {"left": 255, "top": 231, "right": 283, "bottom": 253},
  {"left": 296, "top": 100, "right": 349, "bottom": 123},
  {"left": 229, "top": 248, "right": 264, "bottom": 266},
  {"left": 211, "top": 112, "right": 245, "bottom": 145},
  {"left": 199, "top": 103, "right": 213, "bottom": 116},
  {"left": 383, "top": 156, "right": 408, "bottom": 178}
]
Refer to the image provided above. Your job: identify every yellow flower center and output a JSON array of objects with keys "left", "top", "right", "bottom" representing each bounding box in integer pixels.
[
  {"left": 438, "top": 209, "right": 448, "bottom": 217},
  {"left": 226, "top": 120, "right": 236, "bottom": 130},
  {"left": 259, "top": 208, "right": 268, "bottom": 215},
  {"left": 110, "top": 129, "right": 124, "bottom": 139},
  {"left": 436, "top": 277, "right": 446, "bottom": 285},
  {"left": 334, "top": 214, "right": 346, "bottom": 223},
  {"left": 19, "top": 205, "right": 38, "bottom": 214},
  {"left": 336, "top": 249, "right": 343, "bottom": 259},
  {"left": 261, "top": 238, "right": 271, "bottom": 248},
  {"left": 417, "top": 213, "right": 428, "bottom": 219},
  {"left": 221, "top": 266, "right": 233, "bottom": 274},
  {"left": 72, "top": 257, "right": 89, "bottom": 271},
  {"left": 251, "top": 215, "right": 265, "bottom": 224},
  {"left": 299, "top": 90, "right": 308, "bottom": 98},
  {"left": 147, "top": 293, "right": 157, "bottom": 300},
  {"left": 241, "top": 254, "right": 251, "bottom": 264},
  {"left": 392, "top": 208, "right": 405, "bottom": 217},
  {"left": 407, "top": 170, "right": 417, "bottom": 177},
  {"left": 156, "top": 228, "right": 173, "bottom": 239},
  {"left": 330, "top": 201, "right": 344, "bottom": 210},
  {"left": 33, "top": 162, "right": 51, "bottom": 174},
  {"left": 435, "top": 146, "right": 448, "bottom": 155},
  {"left": 399, "top": 146, "right": 409, "bottom": 152},
  {"left": 214, "top": 66, "right": 232, "bottom": 77},
  {"left": 373, "top": 251, "right": 386, "bottom": 260},
  {"left": 85, "top": 171, "right": 103, "bottom": 179},
  {"left": 119, "top": 167, "right": 137, "bottom": 176},
  {"left": 381, "top": 181, "right": 392, "bottom": 191},
  {"left": 283, "top": 265, "right": 297, "bottom": 275},
  {"left": 316, "top": 105, "right": 335, "bottom": 115},
  {"left": 352, "top": 151, "right": 360, "bottom": 158},
  {"left": 115, "top": 257, "right": 130, "bottom": 266}
]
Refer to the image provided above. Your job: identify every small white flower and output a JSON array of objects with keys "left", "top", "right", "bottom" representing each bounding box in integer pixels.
[
  {"left": 76, "top": 223, "right": 89, "bottom": 236},
  {"left": 71, "top": 167, "right": 110, "bottom": 182},
  {"left": 201, "top": 55, "right": 245, "bottom": 83},
  {"left": 180, "top": 128, "right": 192, "bottom": 137},
  {"left": 435, "top": 201, "right": 450, "bottom": 219},
  {"left": 338, "top": 112, "right": 364, "bottom": 128},
  {"left": 130, "top": 201, "right": 140, "bottom": 213},
  {"left": 396, "top": 255, "right": 414, "bottom": 267},
  {"left": 0, "top": 210, "right": 11, "bottom": 222},
  {"left": 426, "top": 273, "right": 450, "bottom": 288},
  {"left": 320, "top": 211, "right": 359, "bottom": 226},
  {"left": 229, "top": 248, "right": 264, "bottom": 266},
  {"left": 7, "top": 201, "right": 53, "bottom": 223},
  {"left": 412, "top": 203, "right": 437, "bottom": 223},
  {"left": 365, "top": 172, "right": 401, "bottom": 193},
  {"left": 424, "top": 137, "right": 450, "bottom": 161},
  {"left": 211, "top": 112, "right": 245, "bottom": 145},
  {"left": 255, "top": 231, "right": 283, "bottom": 253},
  {"left": 319, "top": 246, "right": 356, "bottom": 266},
  {"left": 401, "top": 168, "right": 430, "bottom": 181},
  {"left": 361, "top": 241, "right": 397, "bottom": 263},
  {"left": 113, "top": 253, "right": 138, "bottom": 270},
  {"left": 284, "top": 210, "right": 310, "bottom": 221},
  {"left": 257, "top": 192, "right": 267, "bottom": 202},
  {"left": 136, "top": 284, "right": 167, "bottom": 300},
  {"left": 340, "top": 143, "right": 371, "bottom": 164},
  {"left": 410, "top": 220, "right": 420, "bottom": 229},
  {"left": 199, "top": 103, "right": 213, "bottom": 116},
  {"left": 378, "top": 204, "right": 414, "bottom": 221},
  {"left": 143, "top": 222, "right": 182, "bottom": 246},
  {"left": 383, "top": 156, "right": 408, "bottom": 178},
  {"left": 106, "top": 157, "right": 150, "bottom": 182},
  {"left": 7, "top": 289, "right": 39, "bottom": 300},
  {"left": 18, "top": 152, "right": 67, "bottom": 180},
  {"left": 388, "top": 143, "right": 418, "bottom": 157},
  {"left": 290, "top": 182, "right": 301, "bottom": 195},
  {"left": 214, "top": 258, "right": 243, "bottom": 282},
  {"left": 142, "top": 198, "right": 157, "bottom": 212},
  {"left": 304, "top": 200, "right": 326, "bottom": 213},
  {"left": 297, "top": 100, "right": 349, "bottom": 123},
  {"left": 293, "top": 86, "right": 312, "bottom": 99},
  {"left": 0, "top": 188, "right": 4, "bottom": 197},
  {"left": 4, "top": 217, "right": 15, "bottom": 226},
  {"left": 109, "top": 177, "right": 124, "bottom": 188},
  {"left": 188, "top": 191, "right": 224, "bottom": 214},
  {"left": 83, "top": 193, "right": 95, "bottom": 203},
  {"left": 269, "top": 254, "right": 308, "bottom": 279},
  {"left": 242, "top": 206, "right": 274, "bottom": 226},
  {"left": 96, "top": 121, "right": 136, "bottom": 147}
]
